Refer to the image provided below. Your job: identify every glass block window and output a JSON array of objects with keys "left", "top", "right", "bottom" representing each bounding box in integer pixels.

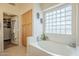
[{"left": 44, "top": 4, "right": 72, "bottom": 34}]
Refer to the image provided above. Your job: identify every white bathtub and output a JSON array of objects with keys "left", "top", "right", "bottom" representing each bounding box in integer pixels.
[
  {"left": 38, "top": 40, "right": 76, "bottom": 56},
  {"left": 28, "top": 37, "right": 76, "bottom": 56}
]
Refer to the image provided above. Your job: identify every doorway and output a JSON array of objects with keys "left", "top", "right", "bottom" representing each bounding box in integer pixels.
[{"left": 3, "top": 13, "right": 18, "bottom": 49}]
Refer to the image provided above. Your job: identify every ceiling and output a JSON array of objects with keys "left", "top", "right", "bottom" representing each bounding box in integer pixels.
[{"left": 40, "top": 3, "right": 58, "bottom": 10}]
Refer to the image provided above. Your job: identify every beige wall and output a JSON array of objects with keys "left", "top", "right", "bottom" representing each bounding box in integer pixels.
[
  {"left": 17, "top": 3, "right": 34, "bottom": 15},
  {"left": 0, "top": 3, "right": 34, "bottom": 52}
]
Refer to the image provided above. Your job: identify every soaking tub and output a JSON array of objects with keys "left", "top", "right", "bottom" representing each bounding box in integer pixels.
[{"left": 28, "top": 37, "right": 76, "bottom": 56}]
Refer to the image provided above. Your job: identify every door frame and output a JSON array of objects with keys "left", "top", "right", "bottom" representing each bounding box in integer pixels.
[{"left": 3, "top": 12, "right": 19, "bottom": 50}]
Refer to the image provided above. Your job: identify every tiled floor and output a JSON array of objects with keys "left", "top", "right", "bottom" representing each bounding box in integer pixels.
[
  {"left": 27, "top": 45, "right": 51, "bottom": 56},
  {"left": 0, "top": 45, "right": 50, "bottom": 56},
  {"left": 0, "top": 46, "right": 26, "bottom": 56}
]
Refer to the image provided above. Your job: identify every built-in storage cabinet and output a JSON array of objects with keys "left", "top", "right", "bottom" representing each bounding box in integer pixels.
[
  {"left": 3, "top": 18, "right": 12, "bottom": 41},
  {"left": 22, "top": 10, "right": 32, "bottom": 47},
  {"left": 3, "top": 19, "right": 11, "bottom": 28}
]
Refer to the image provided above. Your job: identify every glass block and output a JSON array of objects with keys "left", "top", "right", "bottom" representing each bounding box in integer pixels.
[
  {"left": 57, "top": 18, "right": 61, "bottom": 21},
  {"left": 53, "top": 26, "right": 56, "bottom": 29},
  {"left": 66, "top": 29, "right": 71, "bottom": 34},
  {"left": 57, "top": 22, "right": 61, "bottom": 25},
  {"left": 66, "top": 16, "right": 71, "bottom": 20},
  {"left": 57, "top": 10, "right": 61, "bottom": 13},
  {"left": 57, "top": 26, "right": 61, "bottom": 29},
  {"left": 45, "top": 13, "right": 49, "bottom": 16},
  {"left": 66, "top": 6, "right": 72, "bottom": 11},
  {"left": 61, "top": 8, "right": 65, "bottom": 12},
  {"left": 61, "top": 12, "right": 65, "bottom": 17},
  {"left": 53, "top": 23, "right": 57, "bottom": 25},
  {"left": 61, "top": 25, "right": 65, "bottom": 29},
  {"left": 66, "top": 11, "right": 72, "bottom": 16},
  {"left": 53, "top": 11, "right": 56, "bottom": 14},
  {"left": 66, "top": 25, "right": 71, "bottom": 29},
  {"left": 61, "top": 17, "right": 65, "bottom": 21},
  {"left": 52, "top": 19, "right": 56, "bottom": 22},
  {"left": 57, "top": 14, "right": 61, "bottom": 17},
  {"left": 61, "top": 21, "right": 65, "bottom": 25},
  {"left": 49, "top": 12, "right": 53, "bottom": 16},
  {"left": 66, "top": 21, "right": 71, "bottom": 24},
  {"left": 53, "top": 14, "right": 56, "bottom": 18}
]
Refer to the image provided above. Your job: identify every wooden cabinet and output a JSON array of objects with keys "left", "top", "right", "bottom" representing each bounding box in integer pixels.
[
  {"left": 26, "top": 23, "right": 32, "bottom": 36},
  {"left": 21, "top": 10, "right": 32, "bottom": 47}
]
